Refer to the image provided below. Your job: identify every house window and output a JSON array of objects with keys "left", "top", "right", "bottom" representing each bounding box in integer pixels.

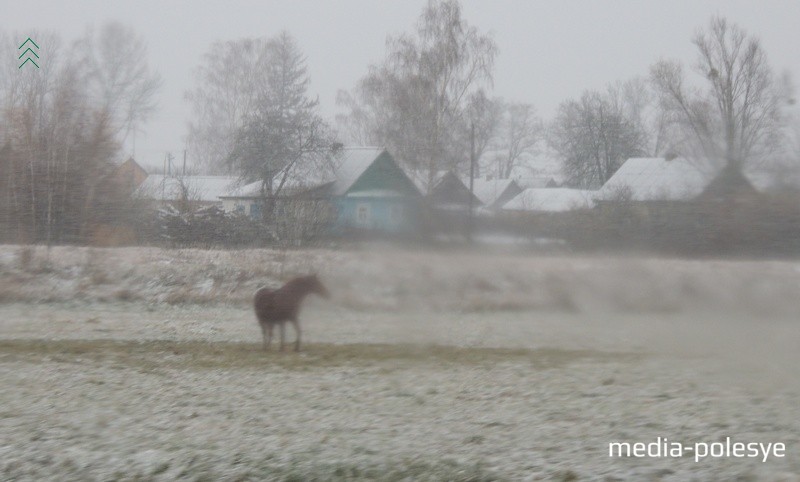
[
  {"left": 249, "top": 202, "right": 261, "bottom": 219},
  {"left": 389, "top": 204, "right": 403, "bottom": 223},
  {"left": 235, "top": 204, "right": 245, "bottom": 215},
  {"left": 356, "top": 203, "right": 370, "bottom": 224}
]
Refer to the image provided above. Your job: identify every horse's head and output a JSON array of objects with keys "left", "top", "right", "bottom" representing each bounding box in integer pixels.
[{"left": 306, "top": 273, "right": 330, "bottom": 299}]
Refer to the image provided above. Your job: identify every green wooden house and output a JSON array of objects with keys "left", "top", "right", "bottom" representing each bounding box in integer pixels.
[
  {"left": 330, "top": 148, "right": 424, "bottom": 236},
  {"left": 219, "top": 147, "right": 425, "bottom": 237}
]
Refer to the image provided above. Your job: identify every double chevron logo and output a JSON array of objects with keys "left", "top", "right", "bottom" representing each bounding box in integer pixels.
[{"left": 18, "top": 38, "right": 40, "bottom": 69}]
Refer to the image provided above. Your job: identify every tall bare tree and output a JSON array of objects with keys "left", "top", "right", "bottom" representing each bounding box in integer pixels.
[
  {"left": 185, "top": 38, "right": 271, "bottom": 173},
  {"left": 650, "top": 16, "right": 781, "bottom": 173},
  {"left": 487, "top": 101, "right": 543, "bottom": 179},
  {"left": 463, "top": 90, "right": 501, "bottom": 177},
  {"left": 606, "top": 77, "right": 668, "bottom": 157},
  {"left": 772, "top": 71, "right": 800, "bottom": 186},
  {"left": 81, "top": 22, "right": 162, "bottom": 142},
  {"left": 550, "top": 90, "right": 647, "bottom": 188},
  {"left": 337, "top": 0, "right": 497, "bottom": 190}
]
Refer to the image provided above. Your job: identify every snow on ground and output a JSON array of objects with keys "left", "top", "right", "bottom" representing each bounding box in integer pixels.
[{"left": 1, "top": 245, "right": 799, "bottom": 480}]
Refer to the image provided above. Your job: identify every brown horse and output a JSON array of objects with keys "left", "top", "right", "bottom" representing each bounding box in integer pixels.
[{"left": 253, "top": 274, "right": 330, "bottom": 352}]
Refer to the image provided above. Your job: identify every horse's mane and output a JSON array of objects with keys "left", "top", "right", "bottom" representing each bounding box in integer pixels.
[{"left": 281, "top": 275, "right": 314, "bottom": 292}]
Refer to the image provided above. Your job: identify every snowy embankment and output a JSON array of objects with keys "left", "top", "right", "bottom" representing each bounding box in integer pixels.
[
  {"left": 1, "top": 245, "right": 799, "bottom": 480},
  {"left": 1, "top": 244, "right": 800, "bottom": 315}
]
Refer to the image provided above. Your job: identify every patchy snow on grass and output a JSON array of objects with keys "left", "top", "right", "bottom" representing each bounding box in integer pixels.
[{"left": 1, "top": 244, "right": 799, "bottom": 480}]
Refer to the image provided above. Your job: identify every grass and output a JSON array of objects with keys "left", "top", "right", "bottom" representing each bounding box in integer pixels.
[
  {"left": 0, "top": 338, "right": 639, "bottom": 372},
  {"left": 10, "top": 457, "right": 509, "bottom": 482}
]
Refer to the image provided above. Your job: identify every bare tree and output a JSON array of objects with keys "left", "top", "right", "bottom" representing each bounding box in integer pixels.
[
  {"left": 606, "top": 77, "right": 668, "bottom": 157},
  {"left": 650, "top": 16, "right": 781, "bottom": 172},
  {"left": 185, "top": 38, "right": 271, "bottom": 173},
  {"left": 772, "top": 71, "right": 800, "bottom": 186},
  {"left": 81, "top": 22, "right": 162, "bottom": 143},
  {"left": 337, "top": 0, "right": 497, "bottom": 190},
  {"left": 487, "top": 101, "right": 543, "bottom": 179},
  {"left": 462, "top": 90, "right": 501, "bottom": 177},
  {"left": 0, "top": 24, "right": 160, "bottom": 244},
  {"left": 550, "top": 90, "right": 647, "bottom": 188}
]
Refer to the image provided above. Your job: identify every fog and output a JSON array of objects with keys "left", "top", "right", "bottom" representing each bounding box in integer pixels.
[
  {"left": 3, "top": 0, "right": 800, "bottom": 168},
  {"left": 1, "top": 1, "right": 800, "bottom": 480}
]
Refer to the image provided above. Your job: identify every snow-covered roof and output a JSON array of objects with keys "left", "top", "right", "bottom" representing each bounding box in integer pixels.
[
  {"left": 345, "top": 189, "right": 406, "bottom": 198},
  {"left": 220, "top": 176, "right": 335, "bottom": 198},
  {"left": 470, "top": 178, "right": 519, "bottom": 206},
  {"left": 220, "top": 180, "right": 261, "bottom": 198},
  {"left": 331, "top": 147, "right": 386, "bottom": 195},
  {"left": 410, "top": 170, "right": 449, "bottom": 195},
  {"left": 597, "top": 157, "right": 713, "bottom": 201},
  {"left": 503, "top": 188, "right": 596, "bottom": 212},
  {"left": 744, "top": 170, "right": 800, "bottom": 192},
  {"left": 217, "top": 147, "right": 390, "bottom": 199},
  {"left": 515, "top": 176, "right": 557, "bottom": 189},
  {"left": 136, "top": 175, "right": 240, "bottom": 203}
]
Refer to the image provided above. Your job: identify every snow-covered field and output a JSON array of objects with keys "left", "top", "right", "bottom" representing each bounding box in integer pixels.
[{"left": 1, "top": 245, "right": 799, "bottom": 480}]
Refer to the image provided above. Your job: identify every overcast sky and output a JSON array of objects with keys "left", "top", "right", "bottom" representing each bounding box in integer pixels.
[{"left": 4, "top": 0, "right": 800, "bottom": 170}]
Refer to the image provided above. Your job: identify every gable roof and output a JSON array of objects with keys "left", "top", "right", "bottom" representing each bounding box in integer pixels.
[
  {"left": 137, "top": 175, "right": 240, "bottom": 203},
  {"left": 410, "top": 169, "right": 449, "bottom": 195},
  {"left": 218, "top": 147, "right": 420, "bottom": 200},
  {"left": 597, "top": 157, "right": 713, "bottom": 201},
  {"left": 331, "top": 147, "right": 388, "bottom": 195},
  {"left": 427, "top": 171, "right": 481, "bottom": 208},
  {"left": 112, "top": 157, "right": 149, "bottom": 192},
  {"left": 118, "top": 157, "right": 147, "bottom": 175},
  {"left": 343, "top": 149, "right": 421, "bottom": 197},
  {"left": 700, "top": 165, "right": 759, "bottom": 200},
  {"left": 515, "top": 176, "right": 558, "bottom": 189},
  {"left": 220, "top": 177, "right": 335, "bottom": 199},
  {"left": 470, "top": 178, "right": 522, "bottom": 207},
  {"left": 503, "top": 188, "right": 596, "bottom": 212}
]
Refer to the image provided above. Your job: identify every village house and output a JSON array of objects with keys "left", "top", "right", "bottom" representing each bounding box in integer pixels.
[
  {"left": 502, "top": 188, "right": 595, "bottom": 213},
  {"left": 595, "top": 157, "right": 714, "bottom": 203},
  {"left": 593, "top": 156, "right": 785, "bottom": 204},
  {"left": 219, "top": 147, "right": 425, "bottom": 236},
  {"left": 136, "top": 174, "right": 240, "bottom": 211},
  {"left": 112, "top": 157, "right": 149, "bottom": 194},
  {"left": 420, "top": 171, "right": 481, "bottom": 212},
  {"left": 514, "top": 176, "right": 559, "bottom": 190},
  {"left": 470, "top": 177, "right": 523, "bottom": 212}
]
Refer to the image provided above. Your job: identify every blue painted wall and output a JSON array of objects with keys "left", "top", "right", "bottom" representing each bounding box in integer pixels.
[{"left": 335, "top": 196, "right": 421, "bottom": 234}]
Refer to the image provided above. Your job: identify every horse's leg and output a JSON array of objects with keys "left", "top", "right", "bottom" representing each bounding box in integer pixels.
[
  {"left": 262, "top": 323, "right": 273, "bottom": 351},
  {"left": 260, "top": 324, "right": 267, "bottom": 351},
  {"left": 279, "top": 322, "right": 286, "bottom": 352},
  {"left": 291, "top": 319, "right": 302, "bottom": 352}
]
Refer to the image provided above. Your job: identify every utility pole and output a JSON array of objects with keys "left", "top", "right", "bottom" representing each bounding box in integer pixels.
[
  {"left": 165, "top": 152, "right": 175, "bottom": 176},
  {"left": 182, "top": 149, "right": 187, "bottom": 176},
  {"left": 467, "top": 120, "right": 476, "bottom": 243}
]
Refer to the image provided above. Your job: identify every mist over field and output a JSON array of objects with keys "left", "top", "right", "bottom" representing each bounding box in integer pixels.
[{"left": 2, "top": 0, "right": 800, "bottom": 480}]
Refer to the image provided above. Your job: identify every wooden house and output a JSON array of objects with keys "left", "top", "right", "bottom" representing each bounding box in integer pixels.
[
  {"left": 219, "top": 147, "right": 425, "bottom": 236},
  {"left": 112, "top": 157, "right": 149, "bottom": 194},
  {"left": 426, "top": 171, "right": 481, "bottom": 212},
  {"left": 332, "top": 148, "right": 423, "bottom": 235},
  {"left": 136, "top": 174, "right": 240, "bottom": 211},
  {"left": 471, "top": 178, "right": 523, "bottom": 212},
  {"left": 595, "top": 157, "right": 713, "bottom": 203},
  {"left": 502, "top": 188, "right": 596, "bottom": 213}
]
